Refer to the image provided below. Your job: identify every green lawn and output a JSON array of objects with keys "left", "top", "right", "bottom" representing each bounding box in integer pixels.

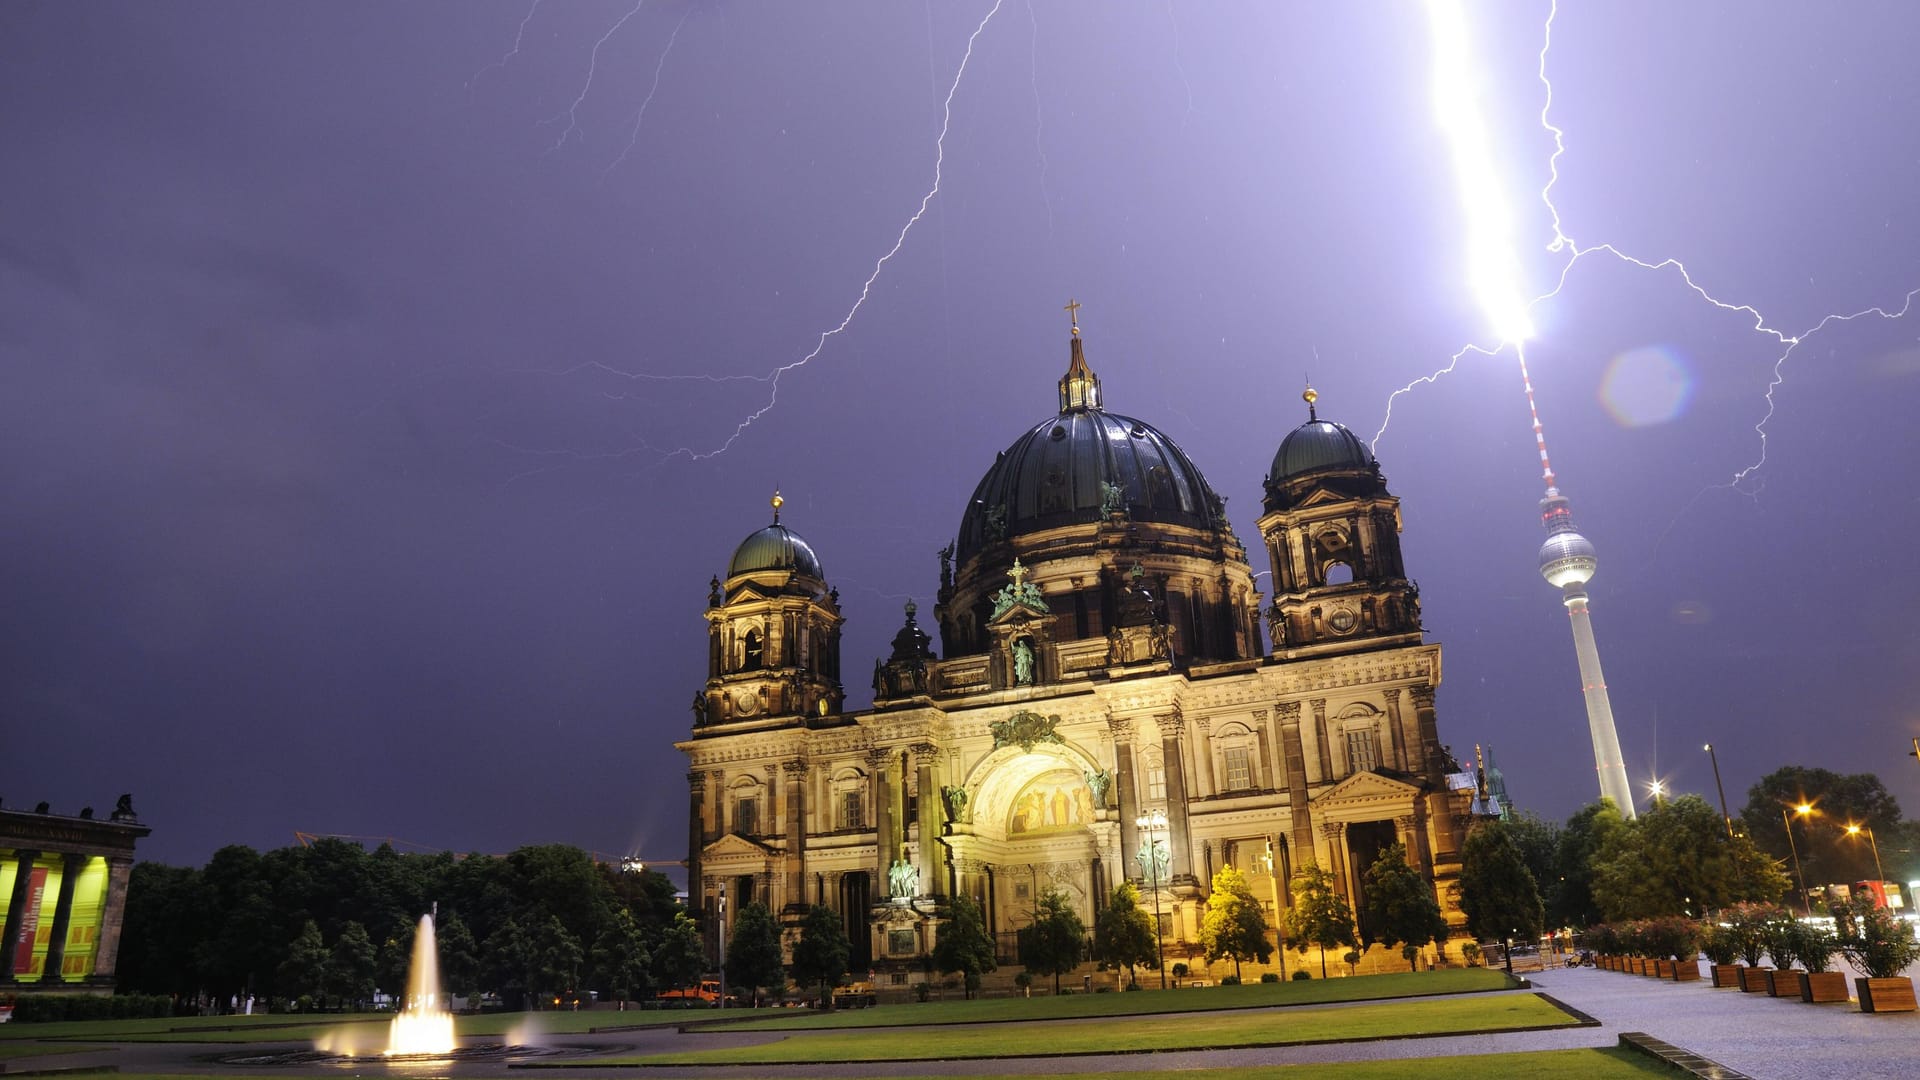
[
  {"left": 0, "top": 1011, "right": 379, "bottom": 1042},
  {"left": 703, "top": 968, "right": 1513, "bottom": 1031},
  {"left": 2, "top": 1008, "right": 689, "bottom": 1045},
  {"left": 612, "top": 993, "right": 1579, "bottom": 1065},
  {"left": 0, "top": 1041, "right": 92, "bottom": 1060}
]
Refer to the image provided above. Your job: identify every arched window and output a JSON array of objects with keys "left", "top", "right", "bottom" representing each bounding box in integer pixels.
[
  {"left": 743, "top": 629, "right": 763, "bottom": 670},
  {"left": 1324, "top": 562, "right": 1354, "bottom": 585},
  {"left": 1144, "top": 748, "right": 1167, "bottom": 802},
  {"left": 1214, "top": 722, "right": 1257, "bottom": 792},
  {"left": 1344, "top": 725, "right": 1379, "bottom": 774}
]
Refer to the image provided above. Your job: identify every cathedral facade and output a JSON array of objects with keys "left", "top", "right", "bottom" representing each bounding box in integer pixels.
[{"left": 677, "top": 320, "right": 1470, "bottom": 977}]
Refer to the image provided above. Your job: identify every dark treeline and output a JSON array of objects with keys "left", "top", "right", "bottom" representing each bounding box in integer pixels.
[{"left": 117, "top": 839, "right": 702, "bottom": 1011}]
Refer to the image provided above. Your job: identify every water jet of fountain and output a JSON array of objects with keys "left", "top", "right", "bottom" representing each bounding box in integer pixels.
[{"left": 385, "top": 913, "right": 457, "bottom": 1056}]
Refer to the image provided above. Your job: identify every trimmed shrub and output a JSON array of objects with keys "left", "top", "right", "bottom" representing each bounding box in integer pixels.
[
  {"left": 1260, "top": 972, "right": 1281, "bottom": 983},
  {"left": 1219, "top": 975, "right": 1241, "bottom": 986},
  {"left": 1291, "top": 969, "right": 1311, "bottom": 980}
]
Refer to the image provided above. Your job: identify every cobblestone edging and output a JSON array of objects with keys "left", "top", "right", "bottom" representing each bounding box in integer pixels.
[{"left": 1619, "top": 1031, "right": 1754, "bottom": 1080}]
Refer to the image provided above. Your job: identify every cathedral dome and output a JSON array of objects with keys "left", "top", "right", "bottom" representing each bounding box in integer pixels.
[
  {"left": 954, "top": 408, "right": 1224, "bottom": 565},
  {"left": 1262, "top": 389, "right": 1385, "bottom": 513},
  {"left": 727, "top": 494, "right": 824, "bottom": 579}
]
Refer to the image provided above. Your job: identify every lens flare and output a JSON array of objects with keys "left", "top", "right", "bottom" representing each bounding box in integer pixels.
[{"left": 1599, "top": 346, "right": 1693, "bottom": 426}]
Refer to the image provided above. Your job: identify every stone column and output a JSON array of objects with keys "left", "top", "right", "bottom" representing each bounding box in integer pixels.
[
  {"left": 912, "top": 744, "right": 943, "bottom": 898},
  {"left": 1311, "top": 698, "right": 1334, "bottom": 780},
  {"left": 1383, "top": 689, "right": 1411, "bottom": 772},
  {"left": 1395, "top": 814, "right": 1426, "bottom": 873},
  {"left": 1252, "top": 709, "right": 1274, "bottom": 791},
  {"left": 1157, "top": 710, "right": 1197, "bottom": 884},
  {"left": 709, "top": 769, "right": 726, "bottom": 838},
  {"left": 686, "top": 773, "right": 706, "bottom": 918},
  {"left": 1277, "top": 703, "right": 1314, "bottom": 860},
  {"left": 1194, "top": 718, "right": 1216, "bottom": 797},
  {"left": 868, "top": 748, "right": 894, "bottom": 888},
  {"left": 1, "top": 850, "right": 41, "bottom": 983},
  {"left": 89, "top": 857, "right": 133, "bottom": 982},
  {"left": 1411, "top": 686, "right": 1458, "bottom": 861},
  {"left": 1320, "top": 821, "right": 1351, "bottom": 900},
  {"left": 1111, "top": 717, "right": 1139, "bottom": 878},
  {"left": 41, "top": 854, "right": 86, "bottom": 983},
  {"left": 784, "top": 760, "right": 809, "bottom": 912}
]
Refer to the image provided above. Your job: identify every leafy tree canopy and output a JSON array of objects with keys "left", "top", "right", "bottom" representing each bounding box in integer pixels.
[
  {"left": 1360, "top": 843, "right": 1448, "bottom": 968},
  {"left": 1739, "top": 766, "right": 1905, "bottom": 888},
  {"left": 723, "top": 901, "right": 786, "bottom": 1004},
  {"left": 1593, "top": 794, "right": 1789, "bottom": 920},
  {"left": 932, "top": 894, "right": 998, "bottom": 998},
  {"left": 1284, "top": 861, "right": 1356, "bottom": 979},
  {"left": 1016, "top": 888, "right": 1086, "bottom": 994},
  {"left": 1458, "top": 821, "right": 1544, "bottom": 947},
  {"left": 1092, "top": 882, "right": 1157, "bottom": 987},
  {"left": 1200, "top": 866, "right": 1272, "bottom": 979},
  {"left": 789, "top": 904, "right": 849, "bottom": 1003}
]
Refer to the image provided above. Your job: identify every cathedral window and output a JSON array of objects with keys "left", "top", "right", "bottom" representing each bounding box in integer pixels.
[
  {"left": 839, "top": 790, "right": 863, "bottom": 831},
  {"left": 1345, "top": 726, "right": 1379, "bottom": 774},
  {"left": 1145, "top": 751, "right": 1167, "bottom": 801},
  {"left": 1223, "top": 747, "right": 1252, "bottom": 792},
  {"left": 735, "top": 796, "right": 758, "bottom": 836},
  {"left": 743, "top": 629, "right": 763, "bottom": 670}
]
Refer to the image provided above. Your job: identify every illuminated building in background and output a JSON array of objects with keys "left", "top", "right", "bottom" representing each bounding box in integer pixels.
[{"left": 0, "top": 797, "right": 149, "bottom": 992}]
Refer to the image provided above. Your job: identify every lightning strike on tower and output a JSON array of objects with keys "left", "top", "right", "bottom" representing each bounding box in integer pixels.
[{"left": 1420, "top": 0, "right": 1636, "bottom": 817}]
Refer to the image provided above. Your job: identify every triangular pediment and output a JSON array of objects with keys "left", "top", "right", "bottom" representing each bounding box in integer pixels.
[
  {"left": 1314, "top": 769, "right": 1422, "bottom": 806},
  {"left": 701, "top": 833, "right": 778, "bottom": 861},
  {"left": 988, "top": 602, "right": 1048, "bottom": 628},
  {"left": 1295, "top": 486, "right": 1360, "bottom": 510}
]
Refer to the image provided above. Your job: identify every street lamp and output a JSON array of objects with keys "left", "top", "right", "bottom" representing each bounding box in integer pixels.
[
  {"left": 1846, "top": 823, "right": 1887, "bottom": 884},
  {"left": 1782, "top": 804, "right": 1812, "bottom": 917},
  {"left": 1703, "top": 744, "right": 1733, "bottom": 838},
  {"left": 1259, "top": 839, "right": 1288, "bottom": 980},
  {"left": 717, "top": 883, "right": 728, "bottom": 1010},
  {"left": 1135, "top": 809, "right": 1169, "bottom": 989},
  {"left": 1647, "top": 778, "right": 1667, "bottom": 805}
]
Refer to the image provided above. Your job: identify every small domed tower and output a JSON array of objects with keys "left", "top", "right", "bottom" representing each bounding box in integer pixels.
[
  {"left": 694, "top": 493, "right": 844, "bottom": 732},
  {"left": 1257, "top": 388, "right": 1423, "bottom": 657}
]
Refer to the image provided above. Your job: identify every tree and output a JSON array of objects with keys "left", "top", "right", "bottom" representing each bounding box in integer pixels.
[
  {"left": 1458, "top": 822, "right": 1543, "bottom": 969},
  {"left": 1552, "top": 800, "right": 1625, "bottom": 928},
  {"left": 483, "top": 916, "right": 533, "bottom": 1009},
  {"left": 276, "top": 919, "right": 330, "bottom": 1004},
  {"left": 652, "top": 911, "right": 706, "bottom": 994},
  {"left": 591, "top": 909, "right": 652, "bottom": 1007},
  {"left": 1016, "top": 888, "right": 1085, "bottom": 994},
  {"left": 932, "top": 894, "right": 997, "bottom": 999},
  {"left": 1592, "top": 795, "right": 1790, "bottom": 920},
  {"left": 1091, "top": 883, "right": 1156, "bottom": 988},
  {"left": 1740, "top": 766, "right": 1904, "bottom": 887},
  {"left": 1199, "top": 866, "right": 1273, "bottom": 980},
  {"left": 1360, "top": 843, "right": 1447, "bottom": 970},
  {"left": 326, "top": 921, "right": 378, "bottom": 1007},
  {"left": 376, "top": 922, "right": 415, "bottom": 1004},
  {"left": 1284, "top": 861, "right": 1357, "bottom": 979},
  {"left": 527, "top": 915, "right": 584, "bottom": 1005},
  {"left": 1503, "top": 812, "right": 1561, "bottom": 923},
  {"left": 724, "top": 902, "right": 785, "bottom": 1006},
  {"left": 789, "top": 904, "right": 850, "bottom": 1007},
  {"left": 436, "top": 912, "right": 481, "bottom": 1000}
]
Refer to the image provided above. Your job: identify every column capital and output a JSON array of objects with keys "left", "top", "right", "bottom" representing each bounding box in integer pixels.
[
  {"left": 1309, "top": 698, "right": 1327, "bottom": 721},
  {"left": 1251, "top": 708, "right": 1268, "bottom": 723},
  {"left": 910, "top": 742, "right": 939, "bottom": 767},
  {"left": 1154, "top": 711, "right": 1185, "bottom": 740},
  {"left": 1276, "top": 701, "right": 1302, "bottom": 723},
  {"left": 1409, "top": 685, "right": 1437, "bottom": 710},
  {"left": 783, "top": 759, "right": 810, "bottom": 778},
  {"left": 864, "top": 747, "right": 892, "bottom": 769},
  {"left": 1106, "top": 714, "right": 1136, "bottom": 742},
  {"left": 709, "top": 768, "right": 726, "bottom": 786},
  {"left": 1319, "top": 821, "right": 1347, "bottom": 840},
  {"left": 1394, "top": 814, "right": 1417, "bottom": 831},
  {"left": 687, "top": 771, "right": 707, "bottom": 791},
  {"left": 1196, "top": 717, "right": 1212, "bottom": 736}
]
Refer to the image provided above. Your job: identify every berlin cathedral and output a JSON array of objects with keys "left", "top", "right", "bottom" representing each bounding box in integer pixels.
[{"left": 678, "top": 314, "right": 1474, "bottom": 977}]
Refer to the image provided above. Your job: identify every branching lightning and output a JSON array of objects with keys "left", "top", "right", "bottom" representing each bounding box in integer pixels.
[
  {"left": 545, "top": 0, "right": 646, "bottom": 154},
  {"left": 468, "top": 0, "right": 542, "bottom": 91},
  {"left": 663, "top": 0, "right": 1006, "bottom": 462},
  {"left": 601, "top": 8, "right": 690, "bottom": 183},
  {"left": 1376, "top": 0, "right": 1920, "bottom": 501},
  {"left": 1024, "top": 0, "right": 1054, "bottom": 235}
]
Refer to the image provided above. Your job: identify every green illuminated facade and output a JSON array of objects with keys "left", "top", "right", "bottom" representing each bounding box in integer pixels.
[{"left": 1, "top": 800, "right": 149, "bottom": 992}]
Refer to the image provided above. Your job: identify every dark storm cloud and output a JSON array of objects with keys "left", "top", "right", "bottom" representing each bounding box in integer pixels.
[{"left": 3, "top": 0, "right": 1918, "bottom": 869}]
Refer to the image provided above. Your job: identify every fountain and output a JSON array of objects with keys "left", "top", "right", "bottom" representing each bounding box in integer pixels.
[{"left": 385, "top": 913, "right": 457, "bottom": 1056}]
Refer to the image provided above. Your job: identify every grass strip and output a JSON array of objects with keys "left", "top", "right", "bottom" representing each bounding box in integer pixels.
[
  {"left": 0, "top": 1041, "right": 94, "bottom": 1060},
  {"left": 0, "top": 1012, "right": 376, "bottom": 1042},
  {"left": 617, "top": 993, "right": 1578, "bottom": 1065},
  {"left": 700, "top": 968, "right": 1513, "bottom": 1031}
]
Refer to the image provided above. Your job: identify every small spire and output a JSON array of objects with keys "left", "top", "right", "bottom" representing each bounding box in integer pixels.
[
  {"left": 1058, "top": 301, "right": 1103, "bottom": 413},
  {"left": 1302, "top": 381, "right": 1318, "bottom": 422},
  {"left": 770, "top": 489, "right": 784, "bottom": 523}
]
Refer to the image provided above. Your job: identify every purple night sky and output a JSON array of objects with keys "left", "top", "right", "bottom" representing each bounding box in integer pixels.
[{"left": 4, "top": 1, "right": 1918, "bottom": 872}]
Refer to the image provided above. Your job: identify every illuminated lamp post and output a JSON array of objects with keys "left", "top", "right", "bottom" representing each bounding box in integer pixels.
[
  {"left": 1846, "top": 823, "right": 1886, "bottom": 885},
  {"left": 1135, "top": 809, "right": 1169, "bottom": 989},
  {"left": 1647, "top": 778, "right": 1667, "bottom": 807},
  {"left": 1703, "top": 744, "right": 1733, "bottom": 838},
  {"left": 717, "top": 883, "right": 728, "bottom": 1009},
  {"left": 1782, "top": 804, "right": 1813, "bottom": 917}
]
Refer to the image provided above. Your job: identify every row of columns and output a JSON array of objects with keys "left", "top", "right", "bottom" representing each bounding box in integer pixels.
[{"left": 0, "top": 850, "right": 131, "bottom": 985}]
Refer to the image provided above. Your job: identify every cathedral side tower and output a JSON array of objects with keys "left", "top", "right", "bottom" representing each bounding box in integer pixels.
[
  {"left": 1257, "top": 388, "right": 1423, "bottom": 659},
  {"left": 695, "top": 493, "right": 844, "bottom": 732}
]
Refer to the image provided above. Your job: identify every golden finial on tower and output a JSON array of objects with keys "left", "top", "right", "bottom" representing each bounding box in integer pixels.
[
  {"left": 1064, "top": 297, "right": 1082, "bottom": 337},
  {"left": 770, "top": 489, "right": 784, "bottom": 523},
  {"left": 1303, "top": 381, "right": 1318, "bottom": 421}
]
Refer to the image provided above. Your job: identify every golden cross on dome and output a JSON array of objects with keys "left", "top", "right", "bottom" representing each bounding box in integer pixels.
[
  {"left": 1008, "top": 557, "right": 1029, "bottom": 588},
  {"left": 771, "top": 489, "right": 784, "bottom": 523},
  {"left": 1063, "top": 298, "right": 1082, "bottom": 336}
]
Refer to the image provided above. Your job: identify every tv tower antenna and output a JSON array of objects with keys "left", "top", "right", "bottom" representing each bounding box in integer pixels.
[{"left": 1522, "top": 346, "right": 1635, "bottom": 818}]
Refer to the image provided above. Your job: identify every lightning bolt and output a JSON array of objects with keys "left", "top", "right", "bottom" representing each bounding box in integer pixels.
[
  {"left": 664, "top": 0, "right": 1006, "bottom": 462},
  {"left": 1376, "top": 0, "right": 1920, "bottom": 501},
  {"left": 468, "top": 0, "right": 542, "bottom": 91},
  {"left": 601, "top": 7, "right": 690, "bottom": 183},
  {"left": 545, "top": 0, "right": 646, "bottom": 154}
]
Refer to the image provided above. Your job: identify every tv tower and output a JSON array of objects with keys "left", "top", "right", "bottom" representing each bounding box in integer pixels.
[{"left": 1521, "top": 348, "right": 1635, "bottom": 818}]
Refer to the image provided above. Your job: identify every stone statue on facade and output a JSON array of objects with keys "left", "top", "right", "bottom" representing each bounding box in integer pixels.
[
  {"left": 888, "top": 858, "right": 919, "bottom": 900},
  {"left": 1099, "top": 480, "right": 1125, "bottom": 518},
  {"left": 941, "top": 785, "right": 971, "bottom": 824},
  {"left": 1012, "top": 638, "right": 1035, "bottom": 685},
  {"left": 1084, "top": 769, "right": 1113, "bottom": 809},
  {"left": 691, "top": 692, "right": 709, "bottom": 726}
]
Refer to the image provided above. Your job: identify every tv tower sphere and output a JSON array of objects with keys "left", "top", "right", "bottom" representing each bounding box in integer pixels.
[
  {"left": 1537, "top": 486, "right": 1635, "bottom": 818},
  {"left": 1538, "top": 524, "right": 1597, "bottom": 587}
]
